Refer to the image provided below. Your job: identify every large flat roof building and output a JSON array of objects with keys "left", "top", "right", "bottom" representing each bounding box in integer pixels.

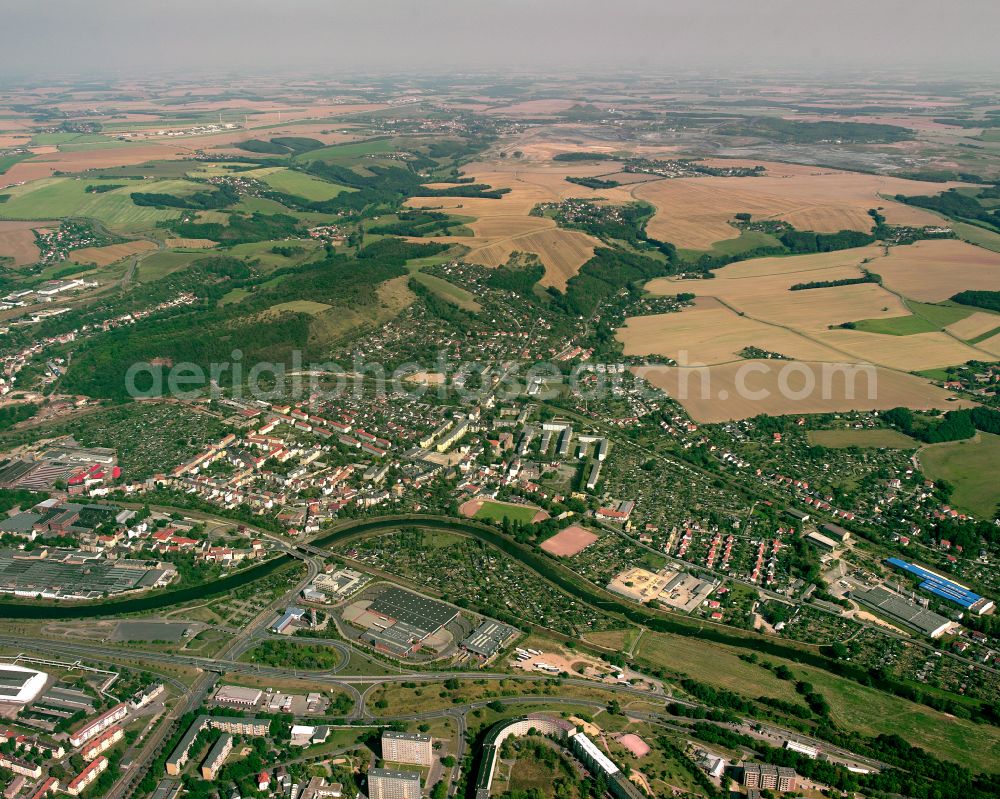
[
  {"left": 852, "top": 586, "right": 952, "bottom": 638},
  {"left": 886, "top": 557, "right": 994, "bottom": 614},
  {"left": 461, "top": 620, "right": 518, "bottom": 659},
  {"left": 0, "top": 664, "right": 48, "bottom": 705},
  {"left": 213, "top": 685, "right": 263, "bottom": 708}
]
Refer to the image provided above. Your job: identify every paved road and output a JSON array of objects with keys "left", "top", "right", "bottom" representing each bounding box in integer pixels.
[{"left": 70, "top": 546, "right": 321, "bottom": 799}]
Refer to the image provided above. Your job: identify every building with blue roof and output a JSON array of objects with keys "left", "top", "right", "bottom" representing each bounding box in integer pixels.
[{"left": 886, "top": 558, "right": 994, "bottom": 615}]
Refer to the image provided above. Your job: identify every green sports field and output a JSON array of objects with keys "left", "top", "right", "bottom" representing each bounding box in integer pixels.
[{"left": 473, "top": 500, "right": 541, "bottom": 524}]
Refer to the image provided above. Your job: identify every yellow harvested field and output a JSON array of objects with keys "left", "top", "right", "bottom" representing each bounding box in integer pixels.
[
  {"left": 633, "top": 362, "right": 973, "bottom": 423},
  {"left": 688, "top": 246, "right": 884, "bottom": 279},
  {"left": 648, "top": 246, "right": 906, "bottom": 333},
  {"left": 405, "top": 164, "right": 605, "bottom": 289},
  {"left": 69, "top": 240, "right": 157, "bottom": 266},
  {"left": 634, "top": 244, "right": 992, "bottom": 371},
  {"left": 617, "top": 304, "right": 848, "bottom": 364},
  {"left": 816, "top": 329, "right": 987, "bottom": 371},
  {"left": 164, "top": 238, "right": 217, "bottom": 249},
  {"left": 0, "top": 220, "right": 54, "bottom": 266},
  {"left": 875, "top": 239, "right": 1000, "bottom": 302},
  {"left": 632, "top": 169, "right": 959, "bottom": 249},
  {"left": 976, "top": 331, "right": 1000, "bottom": 358},
  {"left": 945, "top": 312, "right": 1000, "bottom": 339}
]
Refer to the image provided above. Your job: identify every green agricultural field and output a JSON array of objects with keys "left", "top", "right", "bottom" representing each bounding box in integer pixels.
[
  {"left": 30, "top": 132, "right": 84, "bottom": 146},
  {"left": 678, "top": 229, "right": 782, "bottom": 261},
  {"left": 807, "top": 428, "right": 919, "bottom": 449},
  {"left": 233, "top": 196, "right": 292, "bottom": 215},
  {"left": 473, "top": 500, "right": 541, "bottom": 525},
  {"left": 0, "top": 151, "right": 34, "bottom": 175},
  {"left": 55, "top": 140, "right": 137, "bottom": 153},
  {"left": 185, "top": 162, "right": 260, "bottom": 178},
  {"left": 89, "top": 160, "right": 204, "bottom": 179},
  {"left": 0, "top": 177, "right": 201, "bottom": 231},
  {"left": 267, "top": 300, "right": 332, "bottom": 315},
  {"left": 411, "top": 272, "right": 481, "bottom": 311},
  {"left": 219, "top": 287, "right": 251, "bottom": 306},
  {"left": 919, "top": 432, "right": 1000, "bottom": 518},
  {"left": 852, "top": 299, "right": 973, "bottom": 335},
  {"left": 295, "top": 137, "right": 398, "bottom": 163},
  {"left": 637, "top": 632, "right": 804, "bottom": 705},
  {"left": 216, "top": 272, "right": 295, "bottom": 308},
  {"left": 969, "top": 325, "right": 1000, "bottom": 344},
  {"left": 227, "top": 238, "right": 325, "bottom": 272},
  {"left": 259, "top": 168, "right": 355, "bottom": 201},
  {"left": 136, "top": 250, "right": 207, "bottom": 282},
  {"left": 404, "top": 245, "right": 467, "bottom": 271},
  {"left": 954, "top": 221, "right": 1000, "bottom": 253}
]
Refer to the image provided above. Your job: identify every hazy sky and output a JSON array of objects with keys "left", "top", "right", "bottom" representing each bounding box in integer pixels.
[{"left": 1, "top": 0, "right": 998, "bottom": 79}]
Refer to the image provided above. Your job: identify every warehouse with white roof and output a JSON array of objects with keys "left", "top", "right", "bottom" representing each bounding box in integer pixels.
[{"left": 0, "top": 663, "right": 48, "bottom": 704}]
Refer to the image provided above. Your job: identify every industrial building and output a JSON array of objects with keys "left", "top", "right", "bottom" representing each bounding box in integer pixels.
[
  {"left": 805, "top": 531, "right": 840, "bottom": 552},
  {"left": 367, "top": 768, "right": 421, "bottom": 799},
  {"left": 213, "top": 685, "right": 263, "bottom": 708},
  {"left": 785, "top": 740, "right": 818, "bottom": 759},
  {"left": 360, "top": 587, "right": 459, "bottom": 658},
  {"left": 886, "top": 558, "right": 994, "bottom": 614},
  {"left": 381, "top": 731, "right": 433, "bottom": 767},
  {"left": 0, "top": 664, "right": 48, "bottom": 704},
  {"left": 309, "top": 568, "right": 369, "bottom": 601},
  {"left": 460, "top": 619, "right": 518, "bottom": 659},
  {"left": 271, "top": 606, "right": 306, "bottom": 635},
  {"left": 0, "top": 550, "right": 174, "bottom": 601},
  {"left": 851, "top": 586, "right": 952, "bottom": 638},
  {"left": 149, "top": 780, "right": 181, "bottom": 799}
]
